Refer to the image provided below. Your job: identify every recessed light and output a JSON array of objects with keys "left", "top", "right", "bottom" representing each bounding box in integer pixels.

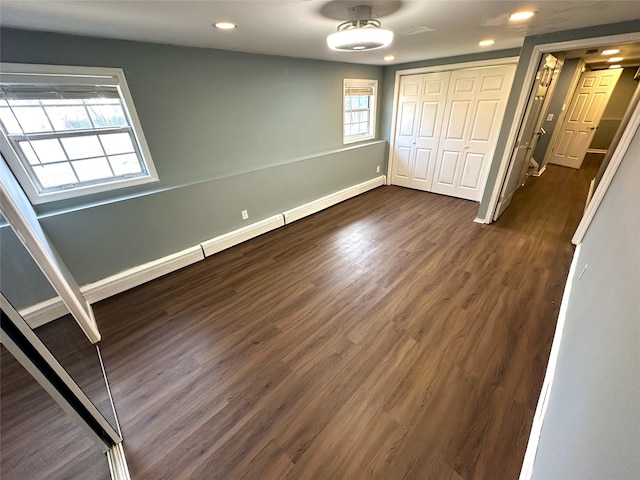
[
  {"left": 607, "top": 57, "right": 624, "bottom": 62},
  {"left": 213, "top": 22, "right": 237, "bottom": 30},
  {"left": 609, "top": 65, "right": 622, "bottom": 69},
  {"left": 384, "top": 55, "right": 395, "bottom": 61},
  {"left": 509, "top": 11, "right": 535, "bottom": 21},
  {"left": 479, "top": 39, "right": 495, "bottom": 47},
  {"left": 602, "top": 49, "right": 620, "bottom": 56}
]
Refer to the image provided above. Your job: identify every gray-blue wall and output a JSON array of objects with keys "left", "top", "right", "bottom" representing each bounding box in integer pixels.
[
  {"left": 0, "top": 28, "right": 386, "bottom": 289},
  {"left": 530, "top": 119, "right": 640, "bottom": 480}
]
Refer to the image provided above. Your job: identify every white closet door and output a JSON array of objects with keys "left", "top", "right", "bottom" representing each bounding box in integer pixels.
[
  {"left": 391, "top": 72, "right": 450, "bottom": 190},
  {"left": 432, "top": 65, "right": 516, "bottom": 201},
  {"left": 391, "top": 74, "right": 423, "bottom": 188}
]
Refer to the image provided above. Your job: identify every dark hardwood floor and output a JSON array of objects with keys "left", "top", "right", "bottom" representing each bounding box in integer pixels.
[{"left": 94, "top": 161, "right": 595, "bottom": 479}]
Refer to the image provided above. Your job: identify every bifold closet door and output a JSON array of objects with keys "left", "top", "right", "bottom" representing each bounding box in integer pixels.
[
  {"left": 391, "top": 71, "right": 451, "bottom": 190},
  {"left": 431, "top": 65, "right": 516, "bottom": 201}
]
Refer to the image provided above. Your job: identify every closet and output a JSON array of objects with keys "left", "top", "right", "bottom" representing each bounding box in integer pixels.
[{"left": 390, "top": 64, "right": 516, "bottom": 201}]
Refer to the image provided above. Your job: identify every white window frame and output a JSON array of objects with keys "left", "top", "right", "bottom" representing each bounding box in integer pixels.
[
  {"left": 0, "top": 63, "right": 158, "bottom": 204},
  {"left": 343, "top": 78, "right": 377, "bottom": 145}
]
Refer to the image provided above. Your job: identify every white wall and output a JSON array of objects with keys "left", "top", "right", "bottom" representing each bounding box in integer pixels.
[{"left": 530, "top": 126, "right": 640, "bottom": 478}]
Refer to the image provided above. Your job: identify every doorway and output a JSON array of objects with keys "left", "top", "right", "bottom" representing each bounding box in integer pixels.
[{"left": 486, "top": 32, "right": 640, "bottom": 239}]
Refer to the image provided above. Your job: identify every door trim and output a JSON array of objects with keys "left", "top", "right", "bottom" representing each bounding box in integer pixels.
[
  {"left": 386, "top": 57, "right": 520, "bottom": 185},
  {"left": 572, "top": 97, "right": 640, "bottom": 244},
  {"left": 483, "top": 31, "right": 640, "bottom": 225}
]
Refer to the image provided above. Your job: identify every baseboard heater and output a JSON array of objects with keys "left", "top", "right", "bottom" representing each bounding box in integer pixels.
[{"left": 21, "top": 175, "right": 386, "bottom": 329}]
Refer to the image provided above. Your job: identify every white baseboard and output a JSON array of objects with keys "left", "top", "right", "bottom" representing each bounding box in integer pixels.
[
  {"left": 82, "top": 245, "right": 205, "bottom": 304},
  {"left": 532, "top": 165, "right": 547, "bottom": 177},
  {"left": 473, "top": 217, "right": 487, "bottom": 224},
  {"left": 21, "top": 298, "right": 70, "bottom": 329},
  {"left": 283, "top": 175, "right": 385, "bottom": 224},
  {"left": 21, "top": 245, "right": 204, "bottom": 329},
  {"left": 201, "top": 214, "right": 285, "bottom": 257},
  {"left": 21, "top": 176, "right": 385, "bottom": 329}
]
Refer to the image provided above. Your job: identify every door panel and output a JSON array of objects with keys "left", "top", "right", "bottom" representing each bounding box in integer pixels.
[
  {"left": 437, "top": 151, "right": 459, "bottom": 186},
  {"left": 432, "top": 64, "right": 516, "bottom": 201},
  {"left": 446, "top": 101, "right": 471, "bottom": 140},
  {"left": 391, "top": 71, "right": 450, "bottom": 191},
  {"left": 550, "top": 68, "right": 622, "bottom": 169},
  {"left": 398, "top": 102, "right": 418, "bottom": 137},
  {"left": 413, "top": 148, "right": 431, "bottom": 180},
  {"left": 395, "top": 145, "right": 412, "bottom": 178},
  {"left": 418, "top": 102, "right": 439, "bottom": 138},
  {"left": 460, "top": 153, "right": 485, "bottom": 189},
  {"left": 470, "top": 100, "right": 499, "bottom": 142}
]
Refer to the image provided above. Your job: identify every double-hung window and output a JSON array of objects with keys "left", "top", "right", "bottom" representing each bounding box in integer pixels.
[
  {"left": 0, "top": 64, "right": 157, "bottom": 204},
  {"left": 343, "top": 79, "right": 377, "bottom": 144}
]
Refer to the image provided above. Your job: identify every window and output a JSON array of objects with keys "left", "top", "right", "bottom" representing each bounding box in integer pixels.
[
  {"left": 0, "top": 64, "right": 157, "bottom": 204},
  {"left": 343, "top": 79, "right": 377, "bottom": 144}
]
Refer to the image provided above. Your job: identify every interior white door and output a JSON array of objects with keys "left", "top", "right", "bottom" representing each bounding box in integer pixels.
[
  {"left": 549, "top": 68, "right": 622, "bottom": 169},
  {"left": 494, "top": 55, "right": 559, "bottom": 220},
  {"left": 391, "top": 72, "right": 450, "bottom": 190},
  {"left": 431, "top": 64, "right": 516, "bottom": 201}
]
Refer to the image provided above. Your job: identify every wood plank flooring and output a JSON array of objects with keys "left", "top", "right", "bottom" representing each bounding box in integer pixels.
[{"left": 95, "top": 161, "right": 596, "bottom": 479}]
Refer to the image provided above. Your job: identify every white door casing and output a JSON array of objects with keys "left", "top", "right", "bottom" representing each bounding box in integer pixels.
[
  {"left": 431, "top": 64, "right": 516, "bottom": 201},
  {"left": 391, "top": 71, "right": 450, "bottom": 190},
  {"left": 549, "top": 68, "right": 622, "bottom": 169}
]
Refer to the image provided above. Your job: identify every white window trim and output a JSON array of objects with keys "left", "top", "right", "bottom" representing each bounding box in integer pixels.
[
  {"left": 343, "top": 78, "right": 377, "bottom": 145},
  {"left": 0, "top": 63, "right": 158, "bottom": 204}
]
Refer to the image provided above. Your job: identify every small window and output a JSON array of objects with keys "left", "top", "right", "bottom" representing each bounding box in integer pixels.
[
  {"left": 343, "top": 79, "right": 377, "bottom": 144},
  {"left": 0, "top": 63, "right": 158, "bottom": 204}
]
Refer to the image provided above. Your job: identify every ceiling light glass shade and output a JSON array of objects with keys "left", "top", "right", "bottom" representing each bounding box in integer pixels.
[{"left": 327, "top": 26, "right": 394, "bottom": 51}]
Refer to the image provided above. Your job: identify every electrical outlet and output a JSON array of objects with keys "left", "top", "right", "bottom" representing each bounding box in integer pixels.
[
  {"left": 376, "top": 166, "right": 380, "bottom": 173},
  {"left": 241, "top": 210, "right": 249, "bottom": 220}
]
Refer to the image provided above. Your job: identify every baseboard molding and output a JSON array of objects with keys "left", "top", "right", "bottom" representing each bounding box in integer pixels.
[
  {"left": 201, "top": 214, "right": 285, "bottom": 257},
  {"left": 473, "top": 217, "right": 487, "bottom": 224},
  {"left": 21, "top": 245, "right": 204, "bottom": 329},
  {"left": 532, "top": 165, "right": 547, "bottom": 177},
  {"left": 586, "top": 148, "right": 607, "bottom": 155},
  {"left": 22, "top": 176, "right": 385, "bottom": 329},
  {"left": 21, "top": 298, "right": 70, "bottom": 329},
  {"left": 284, "top": 175, "right": 385, "bottom": 224}
]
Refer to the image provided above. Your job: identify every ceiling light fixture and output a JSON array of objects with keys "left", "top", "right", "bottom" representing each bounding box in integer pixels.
[
  {"left": 602, "top": 49, "right": 620, "bottom": 55},
  {"left": 607, "top": 57, "right": 624, "bottom": 62},
  {"left": 213, "top": 22, "right": 237, "bottom": 30},
  {"left": 384, "top": 55, "right": 395, "bottom": 61},
  {"left": 609, "top": 64, "right": 622, "bottom": 69},
  {"left": 479, "top": 39, "right": 495, "bottom": 47},
  {"left": 509, "top": 11, "right": 535, "bottom": 21},
  {"left": 327, "top": 5, "right": 394, "bottom": 52}
]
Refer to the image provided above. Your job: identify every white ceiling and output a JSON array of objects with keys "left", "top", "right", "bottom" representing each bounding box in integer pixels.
[{"left": 1, "top": 1, "right": 639, "bottom": 65}]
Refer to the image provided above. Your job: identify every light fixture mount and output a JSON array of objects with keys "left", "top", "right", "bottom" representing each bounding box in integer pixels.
[{"left": 327, "top": 5, "right": 394, "bottom": 52}]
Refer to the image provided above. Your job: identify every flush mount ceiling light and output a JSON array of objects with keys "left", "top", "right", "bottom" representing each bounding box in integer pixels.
[
  {"left": 384, "top": 55, "right": 395, "bottom": 61},
  {"left": 327, "top": 5, "right": 394, "bottom": 51},
  {"left": 213, "top": 22, "right": 237, "bottom": 30},
  {"left": 609, "top": 64, "right": 622, "bottom": 69},
  {"left": 607, "top": 56, "right": 624, "bottom": 62},
  {"left": 509, "top": 10, "right": 535, "bottom": 21},
  {"left": 602, "top": 49, "right": 620, "bottom": 55}
]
